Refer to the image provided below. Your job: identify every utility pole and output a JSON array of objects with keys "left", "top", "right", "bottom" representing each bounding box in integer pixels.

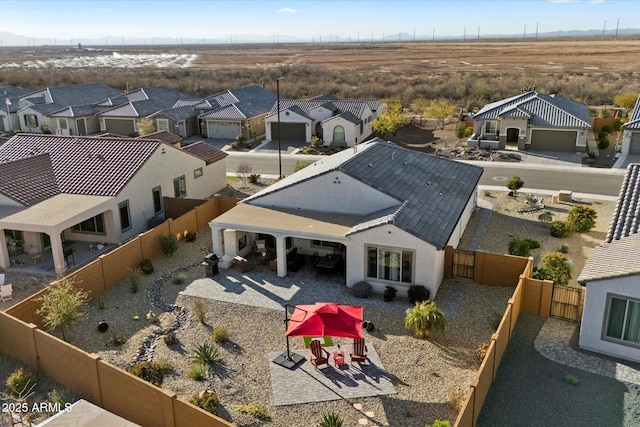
[
  {"left": 535, "top": 22, "right": 539, "bottom": 40},
  {"left": 276, "top": 78, "right": 284, "bottom": 178},
  {"left": 602, "top": 20, "right": 606, "bottom": 40},
  {"left": 477, "top": 25, "right": 480, "bottom": 40},
  {"left": 523, "top": 24, "right": 526, "bottom": 39},
  {"left": 615, "top": 18, "right": 620, "bottom": 40},
  {"left": 433, "top": 28, "right": 435, "bottom": 41}
]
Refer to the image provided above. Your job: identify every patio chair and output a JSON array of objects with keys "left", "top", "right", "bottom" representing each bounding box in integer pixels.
[
  {"left": 0, "top": 284, "right": 12, "bottom": 302},
  {"left": 254, "top": 239, "right": 267, "bottom": 252},
  {"left": 309, "top": 339, "right": 330, "bottom": 370},
  {"left": 350, "top": 338, "right": 368, "bottom": 365}
]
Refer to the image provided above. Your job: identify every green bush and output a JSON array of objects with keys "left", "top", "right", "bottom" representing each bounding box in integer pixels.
[
  {"left": 408, "top": 285, "right": 430, "bottom": 305},
  {"left": 139, "top": 258, "right": 154, "bottom": 275},
  {"left": 564, "top": 373, "right": 579, "bottom": 386},
  {"left": 426, "top": 420, "right": 451, "bottom": 427},
  {"left": 48, "top": 388, "right": 81, "bottom": 410},
  {"left": 172, "top": 274, "right": 186, "bottom": 285},
  {"left": 319, "top": 412, "right": 344, "bottom": 427},
  {"left": 383, "top": 286, "right": 398, "bottom": 302},
  {"left": 567, "top": 205, "right": 597, "bottom": 233},
  {"left": 189, "top": 390, "right": 220, "bottom": 415},
  {"left": 550, "top": 220, "right": 572, "bottom": 238},
  {"left": 560, "top": 244, "right": 569, "bottom": 254},
  {"left": 192, "top": 341, "right": 220, "bottom": 366},
  {"left": 188, "top": 363, "right": 208, "bottom": 381},
  {"left": 129, "top": 272, "right": 140, "bottom": 293},
  {"left": 597, "top": 131, "right": 610, "bottom": 150},
  {"left": 508, "top": 238, "right": 540, "bottom": 257},
  {"left": 248, "top": 173, "right": 260, "bottom": 184},
  {"left": 506, "top": 176, "right": 524, "bottom": 196},
  {"left": 405, "top": 301, "right": 446, "bottom": 338},
  {"left": 212, "top": 326, "right": 229, "bottom": 343},
  {"left": 163, "top": 331, "right": 178, "bottom": 346},
  {"left": 464, "top": 127, "right": 473, "bottom": 138},
  {"left": 534, "top": 252, "right": 572, "bottom": 285},
  {"left": 601, "top": 124, "right": 613, "bottom": 134},
  {"left": 6, "top": 368, "right": 38, "bottom": 394},
  {"left": 159, "top": 234, "right": 179, "bottom": 257},
  {"left": 230, "top": 141, "right": 239, "bottom": 150},
  {"left": 236, "top": 403, "right": 271, "bottom": 421},
  {"left": 129, "top": 361, "right": 171, "bottom": 387},
  {"left": 193, "top": 300, "right": 207, "bottom": 323},
  {"left": 350, "top": 281, "right": 373, "bottom": 298}
]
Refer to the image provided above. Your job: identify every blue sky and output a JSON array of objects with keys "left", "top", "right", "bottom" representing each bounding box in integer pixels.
[{"left": 2, "top": 0, "right": 635, "bottom": 43}]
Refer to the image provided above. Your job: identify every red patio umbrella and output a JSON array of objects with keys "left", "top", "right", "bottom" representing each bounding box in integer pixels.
[{"left": 285, "top": 303, "right": 363, "bottom": 338}]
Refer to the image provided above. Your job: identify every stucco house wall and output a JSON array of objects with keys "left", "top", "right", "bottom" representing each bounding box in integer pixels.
[
  {"left": 265, "top": 109, "right": 313, "bottom": 142},
  {"left": 322, "top": 117, "right": 360, "bottom": 146},
  {"left": 19, "top": 107, "right": 48, "bottom": 133}
]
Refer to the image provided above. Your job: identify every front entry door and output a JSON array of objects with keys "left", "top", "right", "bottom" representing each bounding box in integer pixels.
[{"left": 506, "top": 128, "right": 519, "bottom": 144}]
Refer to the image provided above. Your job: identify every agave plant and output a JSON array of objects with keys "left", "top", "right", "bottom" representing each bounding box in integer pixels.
[
  {"left": 191, "top": 341, "right": 220, "bottom": 366},
  {"left": 405, "top": 301, "right": 446, "bottom": 339},
  {"left": 319, "top": 412, "right": 344, "bottom": 427}
]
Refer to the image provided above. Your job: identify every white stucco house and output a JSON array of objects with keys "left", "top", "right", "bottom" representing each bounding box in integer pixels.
[
  {"left": 0, "top": 134, "right": 227, "bottom": 277},
  {"left": 0, "top": 86, "right": 33, "bottom": 133},
  {"left": 578, "top": 163, "right": 640, "bottom": 363},
  {"left": 209, "top": 138, "right": 482, "bottom": 297},
  {"left": 619, "top": 94, "right": 640, "bottom": 156},
  {"left": 469, "top": 91, "right": 592, "bottom": 152},
  {"left": 264, "top": 96, "right": 382, "bottom": 147}
]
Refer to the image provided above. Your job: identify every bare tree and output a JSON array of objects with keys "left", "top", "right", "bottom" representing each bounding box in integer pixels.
[{"left": 236, "top": 162, "right": 253, "bottom": 188}]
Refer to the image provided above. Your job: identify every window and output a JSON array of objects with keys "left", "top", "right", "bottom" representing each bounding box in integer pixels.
[
  {"left": 484, "top": 120, "right": 498, "bottom": 134},
  {"left": 173, "top": 176, "right": 186, "bottom": 198},
  {"left": 25, "top": 114, "right": 38, "bottom": 128},
  {"left": 333, "top": 125, "right": 345, "bottom": 143},
  {"left": 99, "top": 118, "right": 106, "bottom": 131},
  {"left": 58, "top": 118, "right": 68, "bottom": 130},
  {"left": 194, "top": 167, "right": 203, "bottom": 179},
  {"left": 157, "top": 119, "right": 169, "bottom": 132},
  {"left": 72, "top": 214, "right": 105, "bottom": 234},
  {"left": 238, "top": 235, "right": 247, "bottom": 251},
  {"left": 606, "top": 296, "right": 640, "bottom": 346},
  {"left": 152, "top": 186, "right": 163, "bottom": 215},
  {"left": 119, "top": 200, "right": 131, "bottom": 232},
  {"left": 367, "top": 246, "right": 413, "bottom": 284},
  {"left": 312, "top": 240, "right": 341, "bottom": 249}
]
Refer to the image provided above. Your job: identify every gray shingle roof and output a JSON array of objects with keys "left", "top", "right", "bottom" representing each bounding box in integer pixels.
[
  {"left": 245, "top": 138, "right": 482, "bottom": 250},
  {"left": 623, "top": 95, "right": 640, "bottom": 130},
  {"left": 200, "top": 104, "right": 245, "bottom": 120},
  {"left": 267, "top": 98, "right": 376, "bottom": 119},
  {"left": 199, "top": 85, "right": 276, "bottom": 120},
  {"left": 150, "top": 105, "right": 199, "bottom": 121},
  {"left": 323, "top": 111, "right": 362, "bottom": 125},
  {"left": 48, "top": 105, "right": 99, "bottom": 118},
  {"left": 97, "top": 87, "right": 196, "bottom": 118},
  {"left": 579, "top": 163, "right": 640, "bottom": 283},
  {"left": 1, "top": 86, "right": 33, "bottom": 113},
  {"left": 21, "top": 83, "right": 121, "bottom": 109},
  {"left": 473, "top": 91, "right": 591, "bottom": 128}
]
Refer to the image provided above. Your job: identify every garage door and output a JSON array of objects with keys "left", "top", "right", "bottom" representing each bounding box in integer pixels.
[
  {"left": 529, "top": 129, "right": 577, "bottom": 152},
  {"left": 630, "top": 133, "right": 640, "bottom": 155},
  {"left": 207, "top": 121, "right": 241, "bottom": 139},
  {"left": 105, "top": 119, "right": 134, "bottom": 136},
  {"left": 271, "top": 123, "right": 306, "bottom": 141}
]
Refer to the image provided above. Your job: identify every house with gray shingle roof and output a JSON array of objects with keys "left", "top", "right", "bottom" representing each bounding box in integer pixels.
[
  {"left": 578, "top": 163, "right": 640, "bottom": 363},
  {"left": 0, "top": 86, "right": 34, "bottom": 133},
  {"left": 264, "top": 96, "right": 382, "bottom": 147},
  {"left": 469, "top": 91, "right": 592, "bottom": 152},
  {"left": 209, "top": 138, "right": 482, "bottom": 297},
  {"left": 0, "top": 133, "right": 227, "bottom": 277},
  {"left": 620, "top": 94, "right": 640, "bottom": 157}
]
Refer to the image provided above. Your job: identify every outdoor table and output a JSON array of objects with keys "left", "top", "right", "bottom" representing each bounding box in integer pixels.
[{"left": 333, "top": 351, "right": 345, "bottom": 367}]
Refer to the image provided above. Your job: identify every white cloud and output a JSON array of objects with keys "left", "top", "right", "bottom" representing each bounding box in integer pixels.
[{"left": 277, "top": 7, "right": 300, "bottom": 13}]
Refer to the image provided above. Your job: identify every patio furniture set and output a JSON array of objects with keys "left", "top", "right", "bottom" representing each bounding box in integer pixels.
[{"left": 309, "top": 338, "right": 368, "bottom": 370}]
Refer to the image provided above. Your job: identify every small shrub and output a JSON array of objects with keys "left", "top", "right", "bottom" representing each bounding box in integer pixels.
[
  {"left": 185, "top": 231, "right": 197, "bottom": 242},
  {"left": 163, "top": 331, "right": 178, "bottom": 346},
  {"left": 464, "top": 127, "right": 473, "bottom": 138},
  {"left": 449, "top": 387, "right": 466, "bottom": 411},
  {"left": 601, "top": 124, "right": 612, "bottom": 134},
  {"left": 139, "top": 258, "right": 154, "bottom": 275},
  {"left": 426, "top": 420, "right": 451, "bottom": 427},
  {"left": 6, "top": 368, "right": 38, "bottom": 394},
  {"left": 538, "top": 210, "right": 554, "bottom": 223},
  {"left": 212, "top": 326, "right": 229, "bottom": 344},
  {"left": 408, "top": 285, "right": 430, "bottom": 305},
  {"left": 188, "top": 363, "right": 208, "bottom": 381},
  {"left": 129, "top": 272, "right": 140, "bottom": 293},
  {"left": 567, "top": 205, "right": 598, "bottom": 233},
  {"left": 350, "top": 281, "right": 373, "bottom": 299},
  {"left": 192, "top": 341, "right": 220, "bottom": 366},
  {"left": 483, "top": 190, "right": 494, "bottom": 198},
  {"left": 129, "top": 361, "right": 171, "bottom": 387},
  {"left": 97, "top": 295, "right": 105, "bottom": 309},
  {"left": 230, "top": 141, "right": 239, "bottom": 150},
  {"left": 319, "top": 412, "right": 344, "bottom": 427},
  {"left": 189, "top": 389, "right": 220, "bottom": 415},
  {"left": 550, "top": 220, "right": 572, "bottom": 238},
  {"left": 159, "top": 234, "right": 179, "bottom": 257},
  {"left": 172, "top": 274, "right": 186, "bottom": 285},
  {"left": 112, "top": 333, "right": 127, "bottom": 346},
  {"left": 534, "top": 252, "right": 572, "bottom": 285},
  {"left": 248, "top": 173, "right": 261, "bottom": 184},
  {"left": 193, "top": 300, "right": 207, "bottom": 323},
  {"left": 506, "top": 175, "right": 524, "bottom": 196},
  {"left": 476, "top": 342, "right": 489, "bottom": 363},
  {"left": 508, "top": 237, "right": 540, "bottom": 257},
  {"left": 236, "top": 403, "right": 271, "bottom": 421},
  {"left": 383, "top": 286, "right": 398, "bottom": 302},
  {"left": 489, "top": 311, "right": 503, "bottom": 330},
  {"left": 48, "top": 388, "right": 81, "bottom": 410},
  {"left": 597, "top": 132, "right": 610, "bottom": 150},
  {"left": 560, "top": 244, "right": 569, "bottom": 254},
  {"left": 564, "top": 373, "right": 579, "bottom": 386}
]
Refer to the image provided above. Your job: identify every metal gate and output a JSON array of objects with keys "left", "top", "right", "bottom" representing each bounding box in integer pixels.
[
  {"left": 551, "top": 285, "right": 582, "bottom": 322},
  {"left": 452, "top": 249, "right": 475, "bottom": 280}
]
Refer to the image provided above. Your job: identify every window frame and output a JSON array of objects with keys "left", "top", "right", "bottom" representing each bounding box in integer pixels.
[
  {"left": 333, "top": 125, "right": 346, "bottom": 143},
  {"left": 152, "top": 186, "right": 163, "bottom": 215},
  {"left": 118, "top": 200, "right": 132, "bottom": 232},
  {"left": 484, "top": 120, "right": 498, "bottom": 134},
  {"left": 173, "top": 175, "right": 187, "bottom": 198},
  {"left": 604, "top": 293, "right": 640, "bottom": 348},
  {"left": 72, "top": 213, "right": 106, "bottom": 235},
  {"left": 156, "top": 118, "right": 169, "bottom": 132},
  {"left": 194, "top": 167, "right": 203, "bottom": 179},
  {"left": 366, "top": 245, "right": 413, "bottom": 284},
  {"left": 25, "top": 114, "right": 38, "bottom": 128}
]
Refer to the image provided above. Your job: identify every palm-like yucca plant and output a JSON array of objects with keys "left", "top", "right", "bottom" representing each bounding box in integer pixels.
[
  {"left": 508, "top": 238, "right": 540, "bottom": 257},
  {"left": 191, "top": 341, "right": 220, "bottom": 366},
  {"left": 319, "top": 412, "right": 344, "bottom": 427},
  {"left": 405, "top": 301, "right": 446, "bottom": 339}
]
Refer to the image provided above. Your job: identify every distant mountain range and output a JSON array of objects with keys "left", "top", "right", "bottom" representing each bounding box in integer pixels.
[{"left": 0, "top": 28, "right": 639, "bottom": 47}]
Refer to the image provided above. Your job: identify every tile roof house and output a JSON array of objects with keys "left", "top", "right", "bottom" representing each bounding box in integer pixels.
[
  {"left": 264, "top": 96, "right": 382, "bottom": 147},
  {"left": 578, "top": 163, "right": 640, "bottom": 363},
  {"left": 0, "top": 86, "right": 33, "bottom": 133},
  {"left": 0, "top": 134, "right": 227, "bottom": 277},
  {"left": 469, "top": 91, "right": 592, "bottom": 152},
  {"left": 197, "top": 85, "right": 277, "bottom": 140},
  {"left": 620, "top": 94, "right": 640, "bottom": 156},
  {"left": 16, "top": 83, "right": 122, "bottom": 136},
  {"left": 209, "top": 138, "right": 482, "bottom": 297}
]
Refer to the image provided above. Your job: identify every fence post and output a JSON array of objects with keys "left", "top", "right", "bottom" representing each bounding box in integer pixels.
[
  {"left": 89, "top": 353, "right": 103, "bottom": 407},
  {"left": 26, "top": 323, "right": 39, "bottom": 372}
]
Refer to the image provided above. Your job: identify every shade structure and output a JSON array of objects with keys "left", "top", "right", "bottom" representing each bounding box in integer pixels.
[{"left": 285, "top": 303, "right": 363, "bottom": 338}]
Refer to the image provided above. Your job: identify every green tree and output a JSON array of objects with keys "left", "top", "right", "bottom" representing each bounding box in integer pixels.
[
  {"left": 534, "top": 252, "right": 572, "bottom": 285},
  {"left": 508, "top": 238, "right": 540, "bottom": 257},
  {"left": 567, "top": 205, "right": 597, "bottom": 233},
  {"left": 372, "top": 99, "right": 410, "bottom": 138},
  {"left": 506, "top": 176, "right": 524, "bottom": 196},
  {"left": 405, "top": 300, "right": 446, "bottom": 339},
  {"left": 614, "top": 93, "right": 639, "bottom": 110},
  {"left": 455, "top": 124, "right": 467, "bottom": 141},
  {"left": 423, "top": 100, "right": 457, "bottom": 130},
  {"left": 36, "top": 279, "right": 89, "bottom": 341},
  {"left": 138, "top": 117, "right": 155, "bottom": 136}
]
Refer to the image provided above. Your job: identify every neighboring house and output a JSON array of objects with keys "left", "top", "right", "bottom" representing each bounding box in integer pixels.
[
  {"left": 619, "top": 94, "right": 640, "bottom": 156},
  {"left": 16, "top": 83, "right": 122, "bottom": 135},
  {"left": 137, "top": 130, "right": 183, "bottom": 148},
  {"left": 96, "top": 86, "right": 200, "bottom": 136},
  {"left": 148, "top": 105, "right": 200, "bottom": 138},
  {"left": 468, "top": 91, "right": 592, "bottom": 152},
  {"left": 209, "top": 138, "right": 482, "bottom": 297},
  {"left": 0, "top": 134, "right": 227, "bottom": 277},
  {"left": 0, "top": 86, "right": 33, "bottom": 133},
  {"left": 196, "top": 85, "right": 277, "bottom": 139},
  {"left": 263, "top": 96, "right": 382, "bottom": 147},
  {"left": 579, "top": 163, "right": 640, "bottom": 363}
]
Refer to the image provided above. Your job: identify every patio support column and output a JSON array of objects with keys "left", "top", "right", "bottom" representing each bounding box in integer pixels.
[
  {"left": 210, "top": 225, "right": 224, "bottom": 258},
  {"left": 50, "top": 232, "right": 66, "bottom": 278},
  {"left": 0, "top": 228, "right": 9, "bottom": 270},
  {"left": 275, "top": 235, "right": 287, "bottom": 278}
]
